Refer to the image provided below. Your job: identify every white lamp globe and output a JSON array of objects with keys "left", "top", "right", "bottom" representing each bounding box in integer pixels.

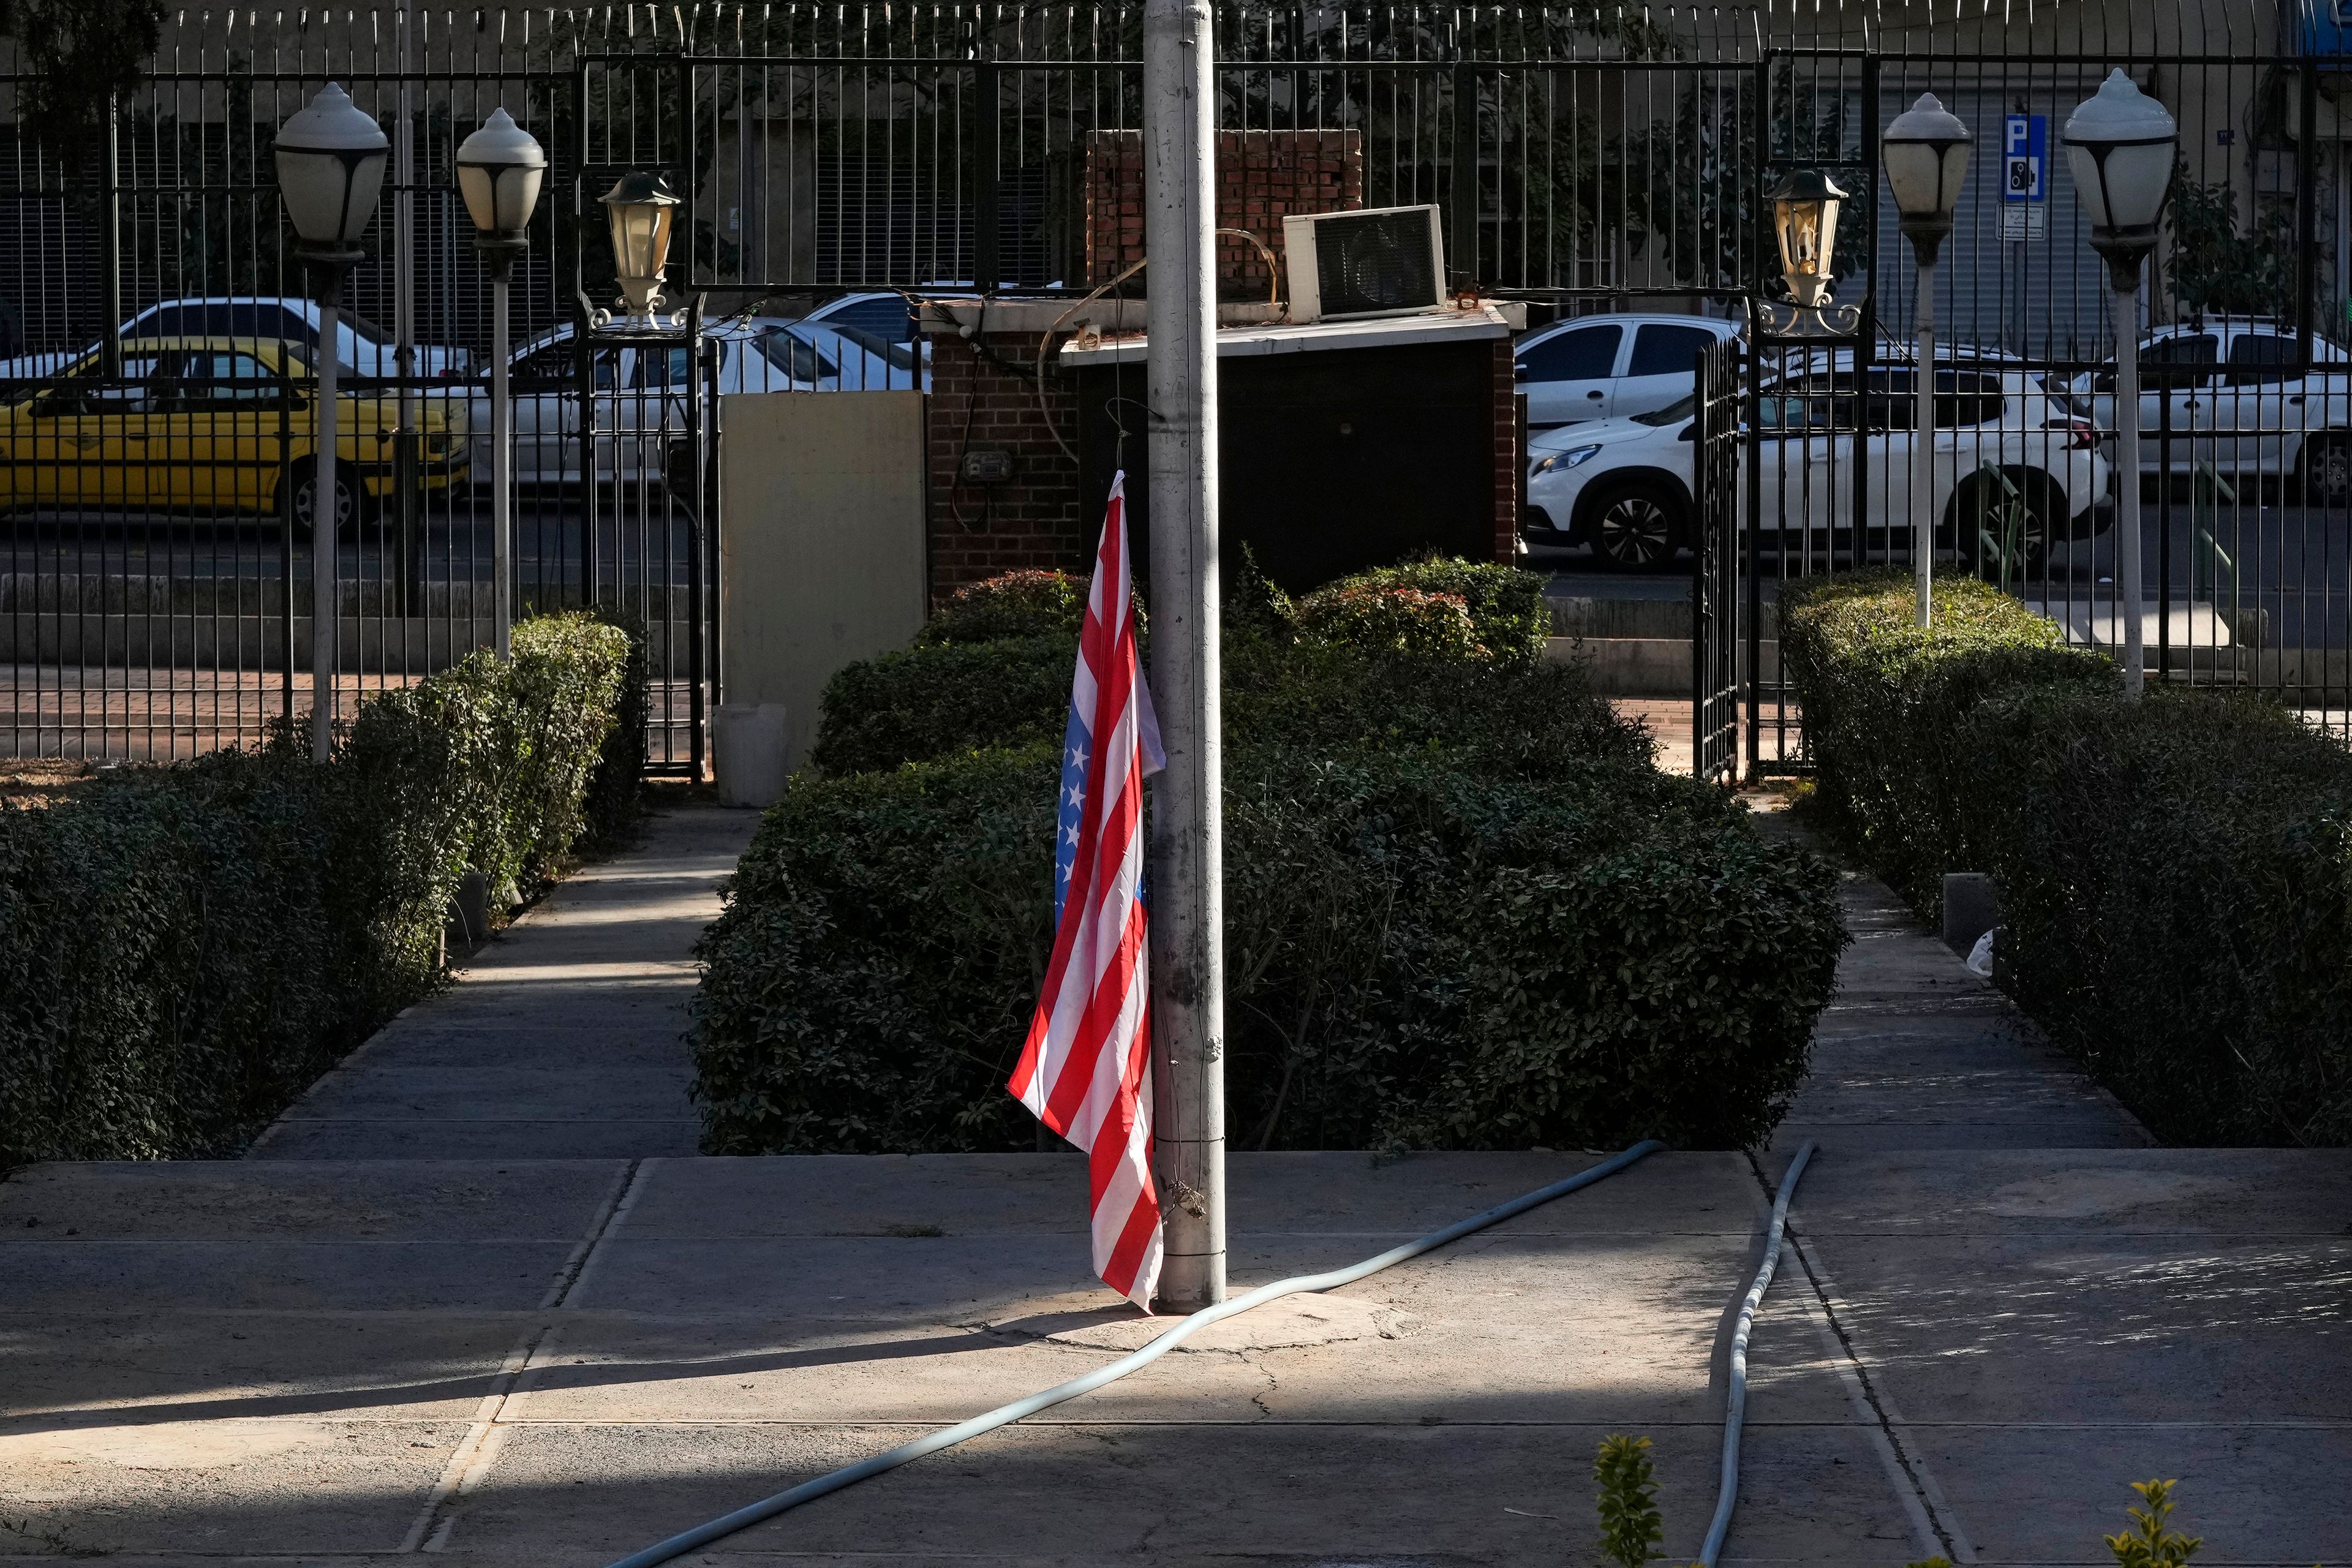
[
  {"left": 1883, "top": 92, "right": 1972, "bottom": 223},
  {"left": 2064, "top": 69, "right": 2178, "bottom": 236},
  {"left": 456, "top": 107, "right": 547, "bottom": 243},
  {"left": 274, "top": 83, "right": 389, "bottom": 249}
]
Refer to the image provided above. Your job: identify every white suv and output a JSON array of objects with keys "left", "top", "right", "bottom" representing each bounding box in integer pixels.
[
  {"left": 1512, "top": 312, "right": 1741, "bottom": 430},
  {"left": 1526, "top": 364, "right": 2113, "bottom": 571},
  {"left": 2057, "top": 317, "right": 2352, "bottom": 500}
]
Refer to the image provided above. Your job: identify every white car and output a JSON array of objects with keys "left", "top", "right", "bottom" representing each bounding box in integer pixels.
[
  {"left": 802, "top": 290, "right": 916, "bottom": 346},
  {"left": 1513, "top": 312, "right": 1741, "bottom": 430},
  {"left": 473, "top": 315, "right": 924, "bottom": 485},
  {"left": 0, "top": 296, "right": 471, "bottom": 381},
  {"left": 2054, "top": 317, "right": 2352, "bottom": 500},
  {"left": 1526, "top": 365, "right": 2114, "bottom": 571}
]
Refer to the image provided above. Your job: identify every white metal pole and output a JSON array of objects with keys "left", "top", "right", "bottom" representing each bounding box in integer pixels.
[
  {"left": 1143, "top": 0, "right": 1225, "bottom": 1313},
  {"left": 313, "top": 295, "right": 341, "bottom": 761},
  {"left": 2111, "top": 281, "right": 2144, "bottom": 698},
  {"left": 493, "top": 268, "right": 513, "bottom": 660},
  {"left": 1914, "top": 258, "right": 1935, "bottom": 627}
]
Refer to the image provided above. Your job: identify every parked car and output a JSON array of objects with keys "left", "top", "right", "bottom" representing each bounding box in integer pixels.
[
  {"left": 474, "top": 315, "right": 880, "bottom": 486},
  {"left": 2052, "top": 317, "right": 2352, "bottom": 500},
  {"left": 1525, "top": 364, "right": 2112, "bottom": 570},
  {"left": 0, "top": 336, "right": 470, "bottom": 534},
  {"left": 1513, "top": 312, "right": 1741, "bottom": 430},
  {"left": 0, "top": 296, "right": 472, "bottom": 383},
  {"left": 802, "top": 289, "right": 916, "bottom": 347}
]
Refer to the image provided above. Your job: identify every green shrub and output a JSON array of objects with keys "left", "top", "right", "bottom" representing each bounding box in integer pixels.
[
  {"left": 918, "top": 569, "right": 1087, "bottom": 644},
  {"left": 1781, "top": 571, "right": 2113, "bottom": 902},
  {"left": 1293, "top": 582, "right": 1485, "bottom": 662},
  {"left": 692, "top": 743, "right": 1841, "bottom": 1155},
  {"left": 812, "top": 557, "right": 1570, "bottom": 778},
  {"left": 1783, "top": 571, "right": 2352, "bottom": 1145},
  {"left": 810, "top": 635, "right": 1076, "bottom": 775},
  {"left": 1332, "top": 556, "right": 1555, "bottom": 670},
  {"left": 577, "top": 603, "right": 651, "bottom": 850},
  {"left": 0, "top": 613, "right": 632, "bottom": 1167}
]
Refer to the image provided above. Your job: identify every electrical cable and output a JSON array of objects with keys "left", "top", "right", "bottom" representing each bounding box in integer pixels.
[
  {"left": 598, "top": 1139, "right": 1667, "bottom": 1568},
  {"left": 1696, "top": 1139, "right": 1819, "bottom": 1568}
]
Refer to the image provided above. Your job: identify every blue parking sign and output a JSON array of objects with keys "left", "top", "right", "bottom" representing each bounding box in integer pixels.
[{"left": 2003, "top": 114, "right": 2047, "bottom": 202}]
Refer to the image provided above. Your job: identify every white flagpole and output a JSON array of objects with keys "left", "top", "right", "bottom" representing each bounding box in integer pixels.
[{"left": 1142, "top": 0, "right": 1225, "bottom": 1311}]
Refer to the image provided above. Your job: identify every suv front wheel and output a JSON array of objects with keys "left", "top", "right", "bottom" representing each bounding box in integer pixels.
[
  {"left": 1582, "top": 480, "right": 1685, "bottom": 571},
  {"left": 2302, "top": 432, "right": 2352, "bottom": 506}
]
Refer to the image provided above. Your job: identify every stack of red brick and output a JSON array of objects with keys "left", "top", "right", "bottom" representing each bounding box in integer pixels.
[{"left": 1082, "top": 129, "right": 1363, "bottom": 295}]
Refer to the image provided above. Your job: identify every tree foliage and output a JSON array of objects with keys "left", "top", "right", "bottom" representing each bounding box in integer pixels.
[{"left": 0, "top": 0, "right": 166, "bottom": 159}]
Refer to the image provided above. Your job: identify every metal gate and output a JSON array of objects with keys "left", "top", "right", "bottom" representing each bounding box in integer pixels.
[
  {"left": 4, "top": 2, "right": 2349, "bottom": 766},
  {"left": 1692, "top": 336, "right": 1745, "bottom": 785}
]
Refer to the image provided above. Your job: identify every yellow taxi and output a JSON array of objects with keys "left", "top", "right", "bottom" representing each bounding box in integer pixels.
[{"left": 0, "top": 336, "right": 470, "bottom": 534}]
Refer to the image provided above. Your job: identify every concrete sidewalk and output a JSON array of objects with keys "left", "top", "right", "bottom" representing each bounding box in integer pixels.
[
  {"left": 249, "top": 803, "right": 760, "bottom": 1160},
  {"left": 1, "top": 800, "right": 2347, "bottom": 1566}
]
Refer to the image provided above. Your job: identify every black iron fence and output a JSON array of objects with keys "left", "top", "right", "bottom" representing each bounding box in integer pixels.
[{"left": 0, "top": 0, "right": 2345, "bottom": 763}]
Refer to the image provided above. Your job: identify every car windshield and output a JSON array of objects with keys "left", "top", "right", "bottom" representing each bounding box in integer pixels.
[
  {"left": 828, "top": 324, "right": 919, "bottom": 374},
  {"left": 1632, "top": 396, "right": 1695, "bottom": 427}
]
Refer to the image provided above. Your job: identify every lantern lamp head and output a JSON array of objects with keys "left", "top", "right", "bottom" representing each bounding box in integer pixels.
[
  {"left": 1883, "top": 92, "right": 1972, "bottom": 265},
  {"left": 456, "top": 107, "right": 547, "bottom": 255},
  {"left": 2064, "top": 69, "right": 2179, "bottom": 289},
  {"left": 1768, "top": 168, "right": 1850, "bottom": 310},
  {"left": 274, "top": 83, "right": 390, "bottom": 266},
  {"left": 600, "top": 172, "right": 684, "bottom": 320}
]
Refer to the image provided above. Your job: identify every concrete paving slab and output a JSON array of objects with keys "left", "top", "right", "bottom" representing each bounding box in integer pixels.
[
  {"left": 257, "top": 1119, "right": 703, "bottom": 1159},
  {"left": 1909, "top": 1423, "right": 2352, "bottom": 1567},
  {"left": 250, "top": 804, "right": 756, "bottom": 1162},
  {"left": 1795, "top": 1148, "right": 2352, "bottom": 1237},
  {"left": 0, "top": 1417, "right": 462, "bottom": 1559},
  {"left": 0, "top": 1239, "right": 580, "bottom": 1313},
  {"left": 447, "top": 1420, "right": 1909, "bottom": 1567},
  {"left": 0, "top": 1159, "right": 625, "bottom": 1240},
  {"left": 0, "top": 1310, "right": 527, "bottom": 1425},
  {"left": 619, "top": 1150, "right": 1765, "bottom": 1240}
]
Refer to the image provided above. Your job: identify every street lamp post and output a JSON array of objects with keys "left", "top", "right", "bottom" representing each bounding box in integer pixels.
[
  {"left": 457, "top": 107, "right": 548, "bottom": 662},
  {"left": 2066, "top": 69, "right": 2178, "bottom": 699},
  {"left": 1758, "top": 169, "right": 1864, "bottom": 339},
  {"left": 274, "top": 83, "right": 388, "bottom": 762},
  {"left": 599, "top": 172, "right": 684, "bottom": 326},
  {"left": 1883, "top": 93, "right": 1973, "bottom": 627}
]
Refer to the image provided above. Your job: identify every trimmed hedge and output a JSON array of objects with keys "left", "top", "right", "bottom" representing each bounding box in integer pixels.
[
  {"left": 1782, "top": 571, "right": 2352, "bottom": 1145},
  {"left": 811, "top": 634, "right": 1077, "bottom": 776},
  {"left": 693, "top": 744, "right": 1841, "bottom": 1154},
  {"left": 1302, "top": 556, "right": 1554, "bottom": 671},
  {"left": 917, "top": 569, "right": 1088, "bottom": 645},
  {"left": 695, "top": 556, "right": 1844, "bottom": 1155},
  {"left": 0, "top": 613, "right": 633, "bottom": 1166},
  {"left": 1293, "top": 582, "right": 1486, "bottom": 663}
]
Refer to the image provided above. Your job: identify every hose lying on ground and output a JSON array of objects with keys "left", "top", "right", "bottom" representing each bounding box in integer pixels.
[
  {"left": 1697, "top": 1139, "right": 1819, "bottom": 1568},
  {"left": 600, "top": 1139, "right": 1668, "bottom": 1568}
]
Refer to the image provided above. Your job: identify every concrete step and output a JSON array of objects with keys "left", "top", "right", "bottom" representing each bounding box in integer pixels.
[{"left": 1549, "top": 635, "right": 1782, "bottom": 698}]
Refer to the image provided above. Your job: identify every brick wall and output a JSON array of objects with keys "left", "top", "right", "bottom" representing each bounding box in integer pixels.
[
  {"left": 1489, "top": 337, "right": 1520, "bottom": 562},
  {"left": 1082, "top": 130, "right": 1364, "bottom": 295},
  {"left": 925, "top": 331, "right": 1091, "bottom": 601}
]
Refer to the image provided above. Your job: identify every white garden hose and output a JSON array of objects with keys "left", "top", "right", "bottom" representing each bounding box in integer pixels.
[
  {"left": 1697, "top": 1139, "right": 1819, "bottom": 1567},
  {"left": 600, "top": 1139, "right": 1667, "bottom": 1568}
]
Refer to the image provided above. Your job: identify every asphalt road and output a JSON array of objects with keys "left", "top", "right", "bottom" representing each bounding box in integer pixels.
[
  {"left": 0, "top": 491, "right": 701, "bottom": 597},
  {"left": 1535, "top": 497, "right": 2352, "bottom": 649}
]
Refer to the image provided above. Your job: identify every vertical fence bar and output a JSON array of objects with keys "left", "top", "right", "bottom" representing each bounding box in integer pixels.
[{"left": 974, "top": 53, "right": 1001, "bottom": 292}]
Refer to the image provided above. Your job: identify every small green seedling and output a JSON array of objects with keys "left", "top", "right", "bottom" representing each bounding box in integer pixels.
[
  {"left": 2105, "top": 1479, "right": 2203, "bottom": 1568},
  {"left": 1594, "top": 1434, "right": 1665, "bottom": 1567}
]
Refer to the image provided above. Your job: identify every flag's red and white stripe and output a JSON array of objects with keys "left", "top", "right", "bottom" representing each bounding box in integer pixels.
[{"left": 1006, "top": 473, "right": 1164, "bottom": 1310}]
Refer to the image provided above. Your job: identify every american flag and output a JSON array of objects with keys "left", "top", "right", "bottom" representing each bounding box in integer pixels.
[{"left": 1007, "top": 472, "right": 1167, "bottom": 1310}]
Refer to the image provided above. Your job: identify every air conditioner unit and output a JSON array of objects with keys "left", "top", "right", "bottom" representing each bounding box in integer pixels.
[{"left": 1281, "top": 205, "right": 1447, "bottom": 325}]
